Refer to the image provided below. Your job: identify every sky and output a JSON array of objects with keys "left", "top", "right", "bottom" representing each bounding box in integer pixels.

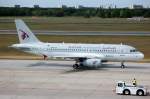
[{"left": 0, "top": 0, "right": 150, "bottom": 8}]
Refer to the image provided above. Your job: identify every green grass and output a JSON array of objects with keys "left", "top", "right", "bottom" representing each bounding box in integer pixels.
[
  {"left": 0, "top": 34, "right": 150, "bottom": 59},
  {"left": 0, "top": 17, "right": 150, "bottom": 31}
]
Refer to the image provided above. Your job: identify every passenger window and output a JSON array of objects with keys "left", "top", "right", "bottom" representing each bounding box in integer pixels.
[{"left": 130, "top": 49, "right": 138, "bottom": 52}]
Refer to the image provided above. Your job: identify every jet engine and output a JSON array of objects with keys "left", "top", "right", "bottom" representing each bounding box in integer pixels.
[{"left": 82, "top": 59, "right": 102, "bottom": 67}]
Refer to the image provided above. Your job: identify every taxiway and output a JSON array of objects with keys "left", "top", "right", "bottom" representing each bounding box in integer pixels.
[
  {"left": 0, "top": 60, "right": 149, "bottom": 99},
  {"left": 0, "top": 30, "right": 150, "bottom": 36}
]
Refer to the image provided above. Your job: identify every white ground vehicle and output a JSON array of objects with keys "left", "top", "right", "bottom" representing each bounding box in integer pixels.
[{"left": 116, "top": 81, "right": 147, "bottom": 96}]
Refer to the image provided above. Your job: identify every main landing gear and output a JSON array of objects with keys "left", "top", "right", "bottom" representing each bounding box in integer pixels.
[
  {"left": 73, "top": 58, "right": 85, "bottom": 70},
  {"left": 121, "top": 62, "right": 125, "bottom": 68},
  {"left": 73, "top": 64, "right": 80, "bottom": 69}
]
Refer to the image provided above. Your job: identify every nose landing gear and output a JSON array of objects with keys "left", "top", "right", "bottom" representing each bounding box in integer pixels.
[{"left": 43, "top": 55, "right": 48, "bottom": 60}]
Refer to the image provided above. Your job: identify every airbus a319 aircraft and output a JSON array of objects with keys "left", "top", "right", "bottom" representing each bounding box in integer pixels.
[{"left": 11, "top": 19, "right": 144, "bottom": 69}]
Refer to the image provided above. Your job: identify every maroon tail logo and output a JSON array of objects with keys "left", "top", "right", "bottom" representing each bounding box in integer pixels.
[{"left": 19, "top": 29, "right": 29, "bottom": 40}]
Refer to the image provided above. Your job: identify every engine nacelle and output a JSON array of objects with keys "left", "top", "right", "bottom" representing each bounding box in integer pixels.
[{"left": 82, "top": 59, "right": 101, "bottom": 67}]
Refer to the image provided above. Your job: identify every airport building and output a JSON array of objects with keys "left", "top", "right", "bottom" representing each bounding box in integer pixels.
[
  {"left": 34, "top": 5, "right": 40, "bottom": 8},
  {"left": 14, "top": 5, "right": 20, "bottom": 8},
  {"left": 130, "top": 5, "right": 143, "bottom": 9}
]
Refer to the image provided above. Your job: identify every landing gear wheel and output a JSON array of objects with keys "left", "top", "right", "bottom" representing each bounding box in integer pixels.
[
  {"left": 121, "top": 64, "right": 125, "bottom": 68},
  {"left": 121, "top": 62, "right": 125, "bottom": 68},
  {"left": 73, "top": 64, "right": 79, "bottom": 70}
]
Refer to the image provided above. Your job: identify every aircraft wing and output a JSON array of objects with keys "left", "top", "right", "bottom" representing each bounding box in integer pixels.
[{"left": 43, "top": 52, "right": 104, "bottom": 59}]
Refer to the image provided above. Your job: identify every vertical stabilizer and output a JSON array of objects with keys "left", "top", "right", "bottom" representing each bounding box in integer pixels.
[{"left": 15, "top": 19, "right": 40, "bottom": 43}]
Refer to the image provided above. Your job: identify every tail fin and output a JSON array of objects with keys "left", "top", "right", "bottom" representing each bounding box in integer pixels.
[{"left": 15, "top": 19, "right": 40, "bottom": 43}]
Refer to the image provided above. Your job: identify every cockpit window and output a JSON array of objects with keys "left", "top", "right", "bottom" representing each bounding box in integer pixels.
[{"left": 130, "top": 49, "right": 138, "bottom": 52}]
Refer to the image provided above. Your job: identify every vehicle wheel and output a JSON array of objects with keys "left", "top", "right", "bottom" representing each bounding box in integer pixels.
[
  {"left": 137, "top": 90, "right": 144, "bottom": 96},
  {"left": 123, "top": 89, "right": 130, "bottom": 95}
]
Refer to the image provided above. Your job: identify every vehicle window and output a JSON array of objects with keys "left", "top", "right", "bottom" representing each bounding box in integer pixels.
[{"left": 118, "top": 83, "right": 123, "bottom": 87}]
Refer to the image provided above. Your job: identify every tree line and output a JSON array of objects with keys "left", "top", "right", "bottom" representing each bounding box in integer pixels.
[{"left": 0, "top": 7, "right": 150, "bottom": 18}]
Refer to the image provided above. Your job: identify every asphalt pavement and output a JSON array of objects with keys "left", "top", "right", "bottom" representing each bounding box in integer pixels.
[{"left": 0, "top": 60, "right": 149, "bottom": 99}]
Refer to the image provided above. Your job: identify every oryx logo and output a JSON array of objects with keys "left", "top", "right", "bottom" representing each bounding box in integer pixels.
[{"left": 19, "top": 29, "right": 29, "bottom": 40}]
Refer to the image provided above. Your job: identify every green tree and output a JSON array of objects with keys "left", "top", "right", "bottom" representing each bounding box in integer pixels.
[
  {"left": 103, "top": 9, "right": 112, "bottom": 18},
  {"left": 133, "top": 9, "right": 143, "bottom": 16},
  {"left": 84, "top": 10, "right": 91, "bottom": 18},
  {"left": 55, "top": 9, "right": 64, "bottom": 17},
  {"left": 120, "top": 9, "right": 131, "bottom": 18},
  {"left": 111, "top": 9, "right": 120, "bottom": 17},
  {"left": 97, "top": 8, "right": 105, "bottom": 18},
  {"left": 144, "top": 10, "right": 150, "bottom": 17}
]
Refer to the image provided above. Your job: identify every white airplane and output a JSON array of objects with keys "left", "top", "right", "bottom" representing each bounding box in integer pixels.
[{"left": 11, "top": 19, "right": 144, "bottom": 69}]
